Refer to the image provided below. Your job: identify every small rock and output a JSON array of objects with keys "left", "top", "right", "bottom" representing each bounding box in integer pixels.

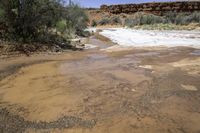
[
  {"left": 181, "top": 84, "right": 198, "bottom": 91},
  {"left": 131, "top": 89, "right": 136, "bottom": 92},
  {"left": 139, "top": 65, "right": 153, "bottom": 69}
]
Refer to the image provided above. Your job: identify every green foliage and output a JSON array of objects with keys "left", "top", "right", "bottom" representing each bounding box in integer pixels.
[
  {"left": 77, "top": 30, "right": 90, "bottom": 37},
  {"left": 177, "top": 12, "right": 200, "bottom": 25},
  {"left": 91, "top": 20, "right": 97, "bottom": 27},
  {"left": 65, "top": 3, "right": 89, "bottom": 36},
  {"left": 164, "top": 12, "right": 200, "bottom": 25},
  {"left": 125, "top": 18, "right": 139, "bottom": 27},
  {"left": 164, "top": 12, "right": 177, "bottom": 24},
  {"left": 0, "top": 8, "right": 4, "bottom": 18},
  {"left": 140, "top": 14, "right": 164, "bottom": 25},
  {"left": 110, "top": 16, "right": 122, "bottom": 25},
  {"left": 124, "top": 13, "right": 142, "bottom": 27},
  {"left": 187, "top": 12, "right": 200, "bottom": 23},
  {"left": 56, "top": 20, "right": 67, "bottom": 33},
  {"left": 97, "top": 16, "right": 122, "bottom": 26},
  {"left": 124, "top": 13, "right": 162, "bottom": 27},
  {"left": 98, "top": 18, "right": 110, "bottom": 25},
  {"left": 0, "top": 0, "right": 89, "bottom": 46},
  {"left": 94, "top": 12, "right": 200, "bottom": 28},
  {"left": 0, "top": 0, "right": 65, "bottom": 42},
  {"left": 175, "top": 13, "right": 186, "bottom": 25},
  {"left": 123, "top": 12, "right": 200, "bottom": 27}
]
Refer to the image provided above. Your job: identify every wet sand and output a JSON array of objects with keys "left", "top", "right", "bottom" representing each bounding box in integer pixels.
[{"left": 0, "top": 36, "right": 200, "bottom": 133}]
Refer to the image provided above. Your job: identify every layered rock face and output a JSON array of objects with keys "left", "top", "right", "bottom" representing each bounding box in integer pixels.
[{"left": 100, "top": 1, "right": 200, "bottom": 14}]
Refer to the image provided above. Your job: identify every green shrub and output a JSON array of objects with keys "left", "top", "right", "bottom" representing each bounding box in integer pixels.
[
  {"left": 140, "top": 14, "right": 164, "bottom": 25},
  {"left": 91, "top": 20, "right": 97, "bottom": 27},
  {"left": 0, "top": 0, "right": 89, "bottom": 45},
  {"left": 124, "top": 13, "right": 164, "bottom": 27},
  {"left": 97, "top": 16, "right": 122, "bottom": 26},
  {"left": 0, "top": 8, "right": 4, "bottom": 18},
  {"left": 183, "top": 12, "right": 200, "bottom": 24},
  {"left": 77, "top": 30, "right": 90, "bottom": 37},
  {"left": 98, "top": 18, "right": 110, "bottom": 25},
  {"left": 0, "top": 0, "right": 66, "bottom": 43},
  {"left": 164, "top": 12, "right": 200, "bottom": 25},
  {"left": 56, "top": 20, "right": 67, "bottom": 33},
  {"left": 164, "top": 12, "right": 177, "bottom": 24},
  {"left": 174, "top": 13, "right": 187, "bottom": 25},
  {"left": 66, "top": 3, "right": 89, "bottom": 36},
  {"left": 110, "top": 16, "right": 122, "bottom": 25},
  {"left": 124, "top": 13, "right": 142, "bottom": 27},
  {"left": 124, "top": 18, "right": 139, "bottom": 27}
]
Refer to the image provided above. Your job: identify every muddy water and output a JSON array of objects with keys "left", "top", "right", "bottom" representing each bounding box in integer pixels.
[{"left": 0, "top": 37, "right": 200, "bottom": 133}]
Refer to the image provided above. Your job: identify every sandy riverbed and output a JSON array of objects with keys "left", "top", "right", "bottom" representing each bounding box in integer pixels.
[{"left": 0, "top": 31, "right": 200, "bottom": 133}]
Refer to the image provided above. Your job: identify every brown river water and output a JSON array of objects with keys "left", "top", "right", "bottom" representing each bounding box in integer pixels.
[{"left": 0, "top": 36, "right": 200, "bottom": 133}]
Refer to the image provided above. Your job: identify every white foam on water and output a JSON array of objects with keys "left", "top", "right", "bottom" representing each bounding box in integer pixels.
[{"left": 99, "top": 28, "right": 200, "bottom": 48}]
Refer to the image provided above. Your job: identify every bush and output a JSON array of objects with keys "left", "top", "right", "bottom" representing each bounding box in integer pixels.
[
  {"left": 0, "top": 0, "right": 89, "bottom": 47},
  {"left": 56, "top": 20, "right": 67, "bottom": 33},
  {"left": 66, "top": 3, "right": 89, "bottom": 36},
  {"left": 77, "top": 30, "right": 90, "bottom": 37},
  {"left": 165, "top": 12, "right": 200, "bottom": 25},
  {"left": 91, "top": 20, "right": 97, "bottom": 27},
  {"left": 125, "top": 18, "right": 139, "bottom": 27},
  {"left": 124, "top": 12, "right": 200, "bottom": 27},
  {"left": 140, "top": 14, "right": 164, "bottom": 25},
  {"left": 174, "top": 13, "right": 187, "bottom": 25},
  {"left": 183, "top": 12, "right": 200, "bottom": 24},
  {"left": 97, "top": 16, "right": 122, "bottom": 26},
  {"left": 110, "top": 16, "right": 122, "bottom": 25},
  {"left": 164, "top": 12, "right": 177, "bottom": 24},
  {"left": 98, "top": 18, "right": 110, "bottom": 25},
  {"left": 140, "top": 12, "right": 200, "bottom": 26},
  {"left": 124, "top": 13, "right": 164, "bottom": 27},
  {"left": 0, "top": 8, "right": 4, "bottom": 19},
  {"left": 0, "top": 0, "right": 66, "bottom": 43}
]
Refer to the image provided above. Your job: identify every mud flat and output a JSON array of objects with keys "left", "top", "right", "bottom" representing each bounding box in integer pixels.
[{"left": 0, "top": 32, "right": 200, "bottom": 132}]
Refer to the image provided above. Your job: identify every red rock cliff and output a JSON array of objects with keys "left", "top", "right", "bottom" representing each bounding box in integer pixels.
[{"left": 100, "top": 1, "right": 200, "bottom": 14}]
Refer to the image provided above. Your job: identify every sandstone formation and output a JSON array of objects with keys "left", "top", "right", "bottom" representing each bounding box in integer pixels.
[{"left": 100, "top": 1, "right": 200, "bottom": 14}]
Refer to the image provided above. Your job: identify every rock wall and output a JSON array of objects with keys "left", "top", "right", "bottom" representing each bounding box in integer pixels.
[{"left": 100, "top": 1, "right": 200, "bottom": 14}]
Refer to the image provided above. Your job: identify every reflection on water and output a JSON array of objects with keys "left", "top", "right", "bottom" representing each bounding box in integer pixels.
[{"left": 60, "top": 53, "right": 140, "bottom": 74}]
